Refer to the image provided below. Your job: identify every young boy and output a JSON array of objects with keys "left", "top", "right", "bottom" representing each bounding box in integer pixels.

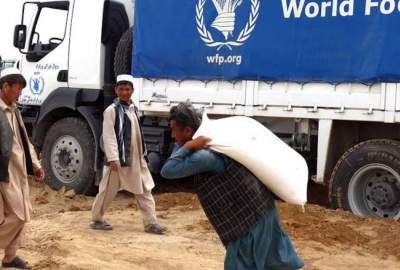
[{"left": 91, "top": 74, "right": 166, "bottom": 235}]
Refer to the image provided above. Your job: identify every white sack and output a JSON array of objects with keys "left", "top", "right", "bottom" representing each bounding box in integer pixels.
[{"left": 193, "top": 113, "right": 308, "bottom": 206}]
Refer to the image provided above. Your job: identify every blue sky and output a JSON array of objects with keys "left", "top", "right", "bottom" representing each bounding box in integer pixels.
[
  {"left": 0, "top": 0, "right": 26, "bottom": 60},
  {"left": 0, "top": 0, "right": 61, "bottom": 61}
]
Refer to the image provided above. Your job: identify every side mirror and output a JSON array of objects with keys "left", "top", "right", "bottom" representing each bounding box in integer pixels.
[{"left": 13, "top": 25, "right": 27, "bottom": 49}]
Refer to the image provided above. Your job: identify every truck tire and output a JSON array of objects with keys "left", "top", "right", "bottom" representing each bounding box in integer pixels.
[
  {"left": 329, "top": 139, "right": 400, "bottom": 220},
  {"left": 41, "top": 117, "right": 95, "bottom": 194},
  {"left": 102, "top": 1, "right": 129, "bottom": 84},
  {"left": 114, "top": 27, "right": 133, "bottom": 76}
]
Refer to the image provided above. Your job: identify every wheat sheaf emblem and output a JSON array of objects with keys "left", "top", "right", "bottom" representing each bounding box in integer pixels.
[{"left": 196, "top": 0, "right": 260, "bottom": 50}]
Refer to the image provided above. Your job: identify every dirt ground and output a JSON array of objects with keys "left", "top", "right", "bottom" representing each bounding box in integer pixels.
[{"left": 1, "top": 180, "right": 399, "bottom": 270}]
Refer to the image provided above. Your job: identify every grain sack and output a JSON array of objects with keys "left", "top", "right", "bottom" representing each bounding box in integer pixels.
[{"left": 193, "top": 113, "right": 308, "bottom": 206}]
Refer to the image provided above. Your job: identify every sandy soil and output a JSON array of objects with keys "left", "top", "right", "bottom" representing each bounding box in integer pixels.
[{"left": 1, "top": 181, "right": 399, "bottom": 270}]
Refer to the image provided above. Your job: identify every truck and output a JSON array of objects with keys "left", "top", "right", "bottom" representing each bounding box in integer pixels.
[{"left": 9, "top": 0, "right": 400, "bottom": 220}]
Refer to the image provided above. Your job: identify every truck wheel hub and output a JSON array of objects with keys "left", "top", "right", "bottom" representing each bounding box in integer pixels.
[
  {"left": 57, "top": 149, "right": 72, "bottom": 168},
  {"left": 51, "top": 136, "right": 83, "bottom": 184},
  {"left": 367, "top": 180, "right": 400, "bottom": 209},
  {"left": 348, "top": 164, "right": 400, "bottom": 219}
]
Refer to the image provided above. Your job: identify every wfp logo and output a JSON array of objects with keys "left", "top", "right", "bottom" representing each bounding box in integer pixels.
[
  {"left": 196, "top": 0, "right": 260, "bottom": 50},
  {"left": 29, "top": 76, "right": 44, "bottom": 95}
]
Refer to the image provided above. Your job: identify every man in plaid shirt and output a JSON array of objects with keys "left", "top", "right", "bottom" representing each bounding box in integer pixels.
[{"left": 161, "top": 102, "right": 304, "bottom": 270}]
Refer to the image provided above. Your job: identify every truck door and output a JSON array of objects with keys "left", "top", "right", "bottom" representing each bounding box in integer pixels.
[{"left": 17, "top": 0, "right": 72, "bottom": 106}]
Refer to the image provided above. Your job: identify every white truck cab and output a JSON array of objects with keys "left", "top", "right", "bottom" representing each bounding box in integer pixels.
[{"left": 15, "top": 0, "right": 134, "bottom": 105}]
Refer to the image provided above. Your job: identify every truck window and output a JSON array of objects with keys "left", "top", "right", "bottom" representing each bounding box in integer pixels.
[{"left": 27, "top": 6, "right": 68, "bottom": 62}]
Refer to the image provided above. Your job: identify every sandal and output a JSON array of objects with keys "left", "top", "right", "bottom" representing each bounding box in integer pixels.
[
  {"left": 145, "top": 224, "right": 167, "bottom": 235},
  {"left": 90, "top": 221, "right": 113, "bottom": 230},
  {"left": 2, "top": 256, "right": 32, "bottom": 269}
]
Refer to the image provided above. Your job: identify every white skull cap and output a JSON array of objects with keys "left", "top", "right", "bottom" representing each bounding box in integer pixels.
[
  {"left": 0, "top": 68, "right": 22, "bottom": 80},
  {"left": 116, "top": 74, "right": 134, "bottom": 86}
]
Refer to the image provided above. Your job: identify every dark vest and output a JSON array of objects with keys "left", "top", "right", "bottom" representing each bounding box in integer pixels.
[
  {"left": 102, "top": 103, "right": 147, "bottom": 167},
  {"left": 194, "top": 157, "right": 275, "bottom": 247},
  {"left": 114, "top": 106, "right": 132, "bottom": 167},
  {"left": 0, "top": 108, "right": 34, "bottom": 182}
]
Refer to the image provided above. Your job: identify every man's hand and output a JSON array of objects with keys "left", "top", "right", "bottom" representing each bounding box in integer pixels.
[
  {"left": 34, "top": 168, "right": 45, "bottom": 182},
  {"left": 183, "top": 136, "right": 211, "bottom": 151},
  {"left": 110, "top": 161, "right": 121, "bottom": 171}
]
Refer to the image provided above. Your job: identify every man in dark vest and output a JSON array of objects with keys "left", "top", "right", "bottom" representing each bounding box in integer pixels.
[
  {"left": 161, "top": 102, "right": 304, "bottom": 270},
  {"left": 0, "top": 68, "right": 44, "bottom": 269}
]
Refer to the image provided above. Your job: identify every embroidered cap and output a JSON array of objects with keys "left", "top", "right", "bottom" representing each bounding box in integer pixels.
[
  {"left": 116, "top": 74, "right": 135, "bottom": 87},
  {"left": 0, "top": 68, "right": 22, "bottom": 80}
]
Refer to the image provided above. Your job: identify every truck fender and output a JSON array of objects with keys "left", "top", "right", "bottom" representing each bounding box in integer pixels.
[
  {"left": 77, "top": 106, "right": 103, "bottom": 174},
  {"left": 32, "top": 88, "right": 81, "bottom": 147}
]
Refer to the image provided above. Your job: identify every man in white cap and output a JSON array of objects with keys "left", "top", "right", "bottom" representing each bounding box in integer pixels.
[
  {"left": 0, "top": 68, "right": 44, "bottom": 269},
  {"left": 91, "top": 74, "right": 167, "bottom": 234}
]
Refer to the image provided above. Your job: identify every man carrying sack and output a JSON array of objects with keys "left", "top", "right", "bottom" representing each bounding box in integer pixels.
[
  {"left": 0, "top": 68, "right": 44, "bottom": 269},
  {"left": 161, "top": 102, "right": 304, "bottom": 270}
]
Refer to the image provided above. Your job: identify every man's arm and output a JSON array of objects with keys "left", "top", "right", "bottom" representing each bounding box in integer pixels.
[
  {"left": 103, "top": 106, "right": 119, "bottom": 161},
  {"left": 28, "top": 141, "right": 45, "bottom": 181},
  {"left": 28, "top": 141, "right": 41, "bottom": 171},
  {"left": 102, "top": 106, "right": 121, "bottom": 171},
  {"left": 161, "top": 146, "right": 225, "bottom": 179},
  {"left": 17, "top": 110, "right": 44, "bottom": 181}
]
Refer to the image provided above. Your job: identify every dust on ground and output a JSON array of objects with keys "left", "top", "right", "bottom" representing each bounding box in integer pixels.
[{"left": 1, "top": 180, "right": 399, "bottom": 270}]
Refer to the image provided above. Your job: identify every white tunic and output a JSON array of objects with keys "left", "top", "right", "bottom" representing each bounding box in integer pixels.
[
  {"left": 101, "top": 103, "right": 154, "bottom": 194},
  {"left": 0, "top": 99, "right": 40, "bottom": 223}
]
